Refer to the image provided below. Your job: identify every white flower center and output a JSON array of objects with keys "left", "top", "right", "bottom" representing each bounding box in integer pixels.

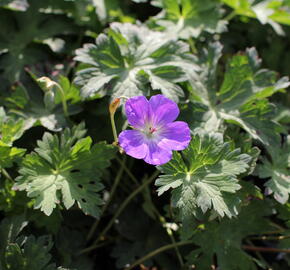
[{"left": 141, "top": 122, "right": 163, "bottom": 140}]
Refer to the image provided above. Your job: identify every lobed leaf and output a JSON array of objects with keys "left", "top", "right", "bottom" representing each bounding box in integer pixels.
[
  {"left": 14, "top": 123, "right": 116, "bottom": 217},
  {"left": 0, "top": 0, "right": 77, "bottom": 82},
  {"left": 221, "top": 0, "right": 290, "bottom": 35},
  {"left": 151, "top": 0, "right": 227, "bottom": 39},
  {"left": 6, "top": 76, "right": 81, "bottom": 132},
  {"left": 188, "top": 42, "right": 290, "bottom": 146},
  {"left": 186, "top": 200, "right": 274, "bottom": 269},
  {"left": 155, "top": 131, "right": 252, "bottom": 220},
  {"left": 74, "top": 22, "right": 198, "bottom": 102},
  {"left": 257, "top": 135, "right": 290, "bottom": 204},
  {"left": 0, "top": 107, "right": 26, "bottom": 169}
]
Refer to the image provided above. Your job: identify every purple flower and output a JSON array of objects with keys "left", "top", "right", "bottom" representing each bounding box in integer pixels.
[{"left": 118, "top": 94, "right": 191, "bottom": 165}]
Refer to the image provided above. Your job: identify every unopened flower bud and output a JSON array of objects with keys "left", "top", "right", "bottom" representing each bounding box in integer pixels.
[
  {"left": 109, "top": 98, "right": 121, "bottom": 115},
  {"left": 37, "top": 76, "right": 57, "bottom": 92}
]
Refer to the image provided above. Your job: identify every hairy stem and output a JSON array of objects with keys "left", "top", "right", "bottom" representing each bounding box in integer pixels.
[
  {"left": 124, "top": 241, "right": 192, "bottom": 270},
  {"left": 86, "top": 156, "right": 126, "bottom": 241},
  {"left": 78, "top": 170, "right": 159, "bottom": 255}
]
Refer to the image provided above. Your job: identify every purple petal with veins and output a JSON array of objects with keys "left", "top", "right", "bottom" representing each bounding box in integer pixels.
[
  {"left": 125, "top": 96, "right": 149, "bottom": 129},
  {"left": 119, "top": 94, "right": 191, "bottom": 165}
]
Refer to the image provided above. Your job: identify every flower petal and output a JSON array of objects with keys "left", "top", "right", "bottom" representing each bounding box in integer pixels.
[
  {"left": 144, "top": 142, "right": 172, "bottom": 165},
  {"left": 158, "top": 121, "right": 191, "bottom": 151},
  {"left": 118, "top": 130, "right": 147, "bottom": 159},
  {"left": 149, "top": 94, "right": 179, "bottom": 126},
  {"left": 125, "top": 96, "right": 149, "bottom": 128}
]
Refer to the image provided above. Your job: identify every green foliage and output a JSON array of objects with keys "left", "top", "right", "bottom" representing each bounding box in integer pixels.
[
  {"left": 111, "top": 204, "right": 174, "bottom": 269},
  {"left": 0, "top": 107, "right": 25, "bottom": 145},
  {"left": 0, "top": 0, "right": 77, "bottom": 82},
  {"left": 188, "top": 42, "right": 290, "bottom": 146},
  {"left": 0, "top": 0, "right": 29, "bottom": 11},
  {"left": 186, "top": 200, "right": 274, "bottom": 269},
  {"left": 0, "top": 215, "right": 70, "bottom": 270},
  {"left": 74, "top": 22, "right": 197, "bottom": 101},
  {"left": 0, "top": 107, "right": 26, "bottom": 169},
  {"left": 6, "top": 75, "right": 81, "bottom": 132},
  {"left": 56, "top": 228, "right": 93, "bottom": 270},
  {"left": 155, "top": 130, "right": 253, "bottom": 220},
  {"left": 14, "top": 123, "right": 116, "bottom": 216},
  {"left": 0, "top": 0, "right": 290, "bottom": 269},
  {"left": 222, "top": 0, "right": 290, "bottom": 35},
  {"left": 5, "top": 235, "right": 56, "bottom": 270},
  {"left": 257, "top": 135, "right": 290, "bottom": 204},
  {"left": 7, "top": 83, "right": 67, "bottom": 132},
  {"left": 152, "top": 0, "right": 227, "bottom": 38},
  {"left": 0, "top": 179, "right": 30, "bottom": 214}
]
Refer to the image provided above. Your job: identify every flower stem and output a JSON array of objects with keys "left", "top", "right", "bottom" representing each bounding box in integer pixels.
[
  {"left": 78, "top": 170, "right": 159, "bottom": 255},
  {"left": 86, "top": 156, "right": 126, "bottom": 241},
  {"left": 158, "top": 215, "right": 184, "bottom": 267},
  {"left": 1, "top": 168, "right": 13, "bottom": 182},
  {"left": 116, "top": 156, "right": 138, "bottom": 185},
  {"left": 224, "top": 10, "right": 236, "bottom": 21},
  {"left": 148, "top": 200, "right": 183, "bottom": 267},
  {"left": 109, "top": 98, "right": 120, "bottom": 144},
  {"left": 110, "top": 113, "right": 118, "bottom": 144},
  {"left": 55, "top": 83, "right": 69, "bottom": 120},
  {"left": 124, "top": 241, "right": 192, "bottom": 270},
  {"left": 245, "top": 240, "right": 270, "bottom": 268},
  {"left": 242, "top": 245, "right": 290, "bottom": 254}
]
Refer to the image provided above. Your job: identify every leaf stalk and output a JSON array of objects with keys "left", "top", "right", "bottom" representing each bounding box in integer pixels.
[
  {"left": 124, "top": 241, "right": 192, "bottom": 270},
  {"left": 78, "top": 170, "right": 159, "bottom": 255},
  {"left": 86, "top": 156, "right": 126, "bottom": 241}
]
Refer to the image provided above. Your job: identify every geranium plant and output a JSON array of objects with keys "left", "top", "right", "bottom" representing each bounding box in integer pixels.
[{"left": 0, "top": 0, "right": 290, "bottom": 269}]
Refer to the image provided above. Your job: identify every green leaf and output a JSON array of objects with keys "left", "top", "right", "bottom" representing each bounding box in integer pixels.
[
  {"left": 14, "top": 123, "right": 116, "bottom": 217},
  {"left": 56, "top": 228, "right": 93, "bottom": 270},
  {"left": 188, "top": 42, "right": 290, "bottom": 146},
  {"left": 155, "top": 130, "right": 252, "bottom": 220},
  {"left": 186, "top": 200, "right": 274, "bottom": 269},
  {"left": 221, "top": 0, "right": 290, "bottom": 35},
  {"left": 0, "top": 107, "right": 26, "bottom": 169},
  {"left": 5, "top": 236, "right": 56, "bottom": 270},
  {"left": 57, "top": 76, "right": 82, "bottom": 105},
  {"left": 0, "top": 142, "right": 25, "bottom": 169},
  {"left": 0, "top": 215, "right": 27, "bottom": 258},
  {"left": 0, "top": 179, "right": 30, "bottom": 214},
  {"left": 257, "top": 135, "right": 290, "bottom": 204},
  {"left": 151, "top": 0, "right": 227, "bottom": 38},
  {"left": 0, "top": 0, "right": 29, "bottom": 11},
  {"left": 111, "top": 204, "right": 172, "bottom": 269},
  {"left": 74, "top": 22, "right": 197, "bottom": 102},
  {"left": 0, "top": 0, "right": 77, "bottom": 82},
  {"left": 91, "top": 0, "right": 121, "bottom": 24},
  {"left": 0, "top": 107, "right": 25, "bottom": 145},
  {"left": 6, "top": 76, "right": 81, "bottom": 132},
  {"left": 6, "top": 84, "right": 67, "bottom": 132},
  {"left": 29, "top": 209, "right": 62, "bottom": 235},
  {"left": 0, "top": 216, "right": 71, "bottom": 270},
  {"left": 276, "top": 202, "right": 290, "bottom": 228}
]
